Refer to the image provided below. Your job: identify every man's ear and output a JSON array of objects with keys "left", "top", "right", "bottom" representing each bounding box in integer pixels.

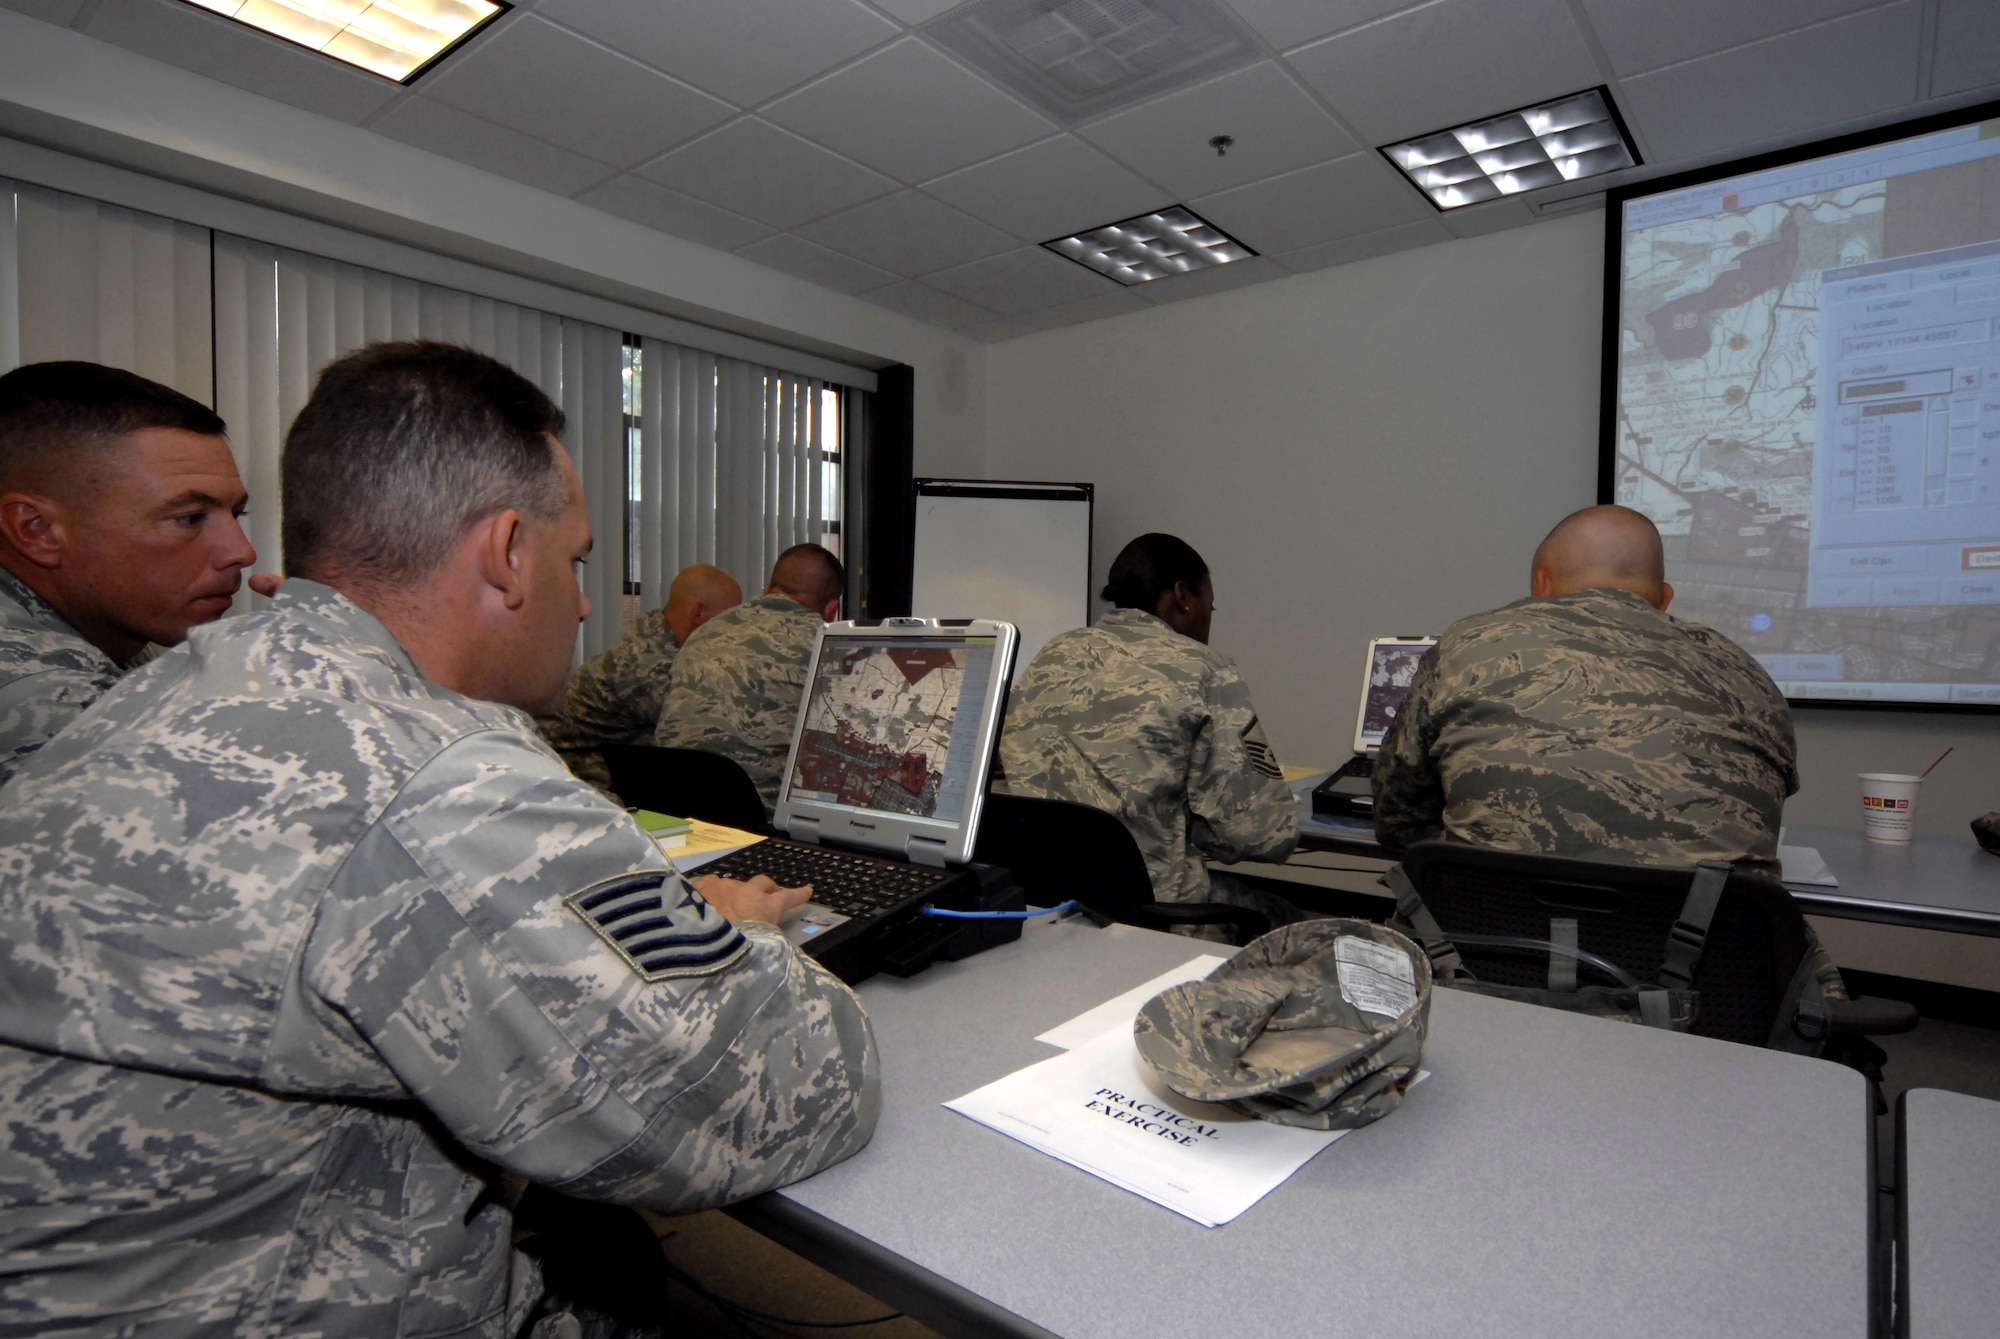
[
  {"left": 0, "top": 491, "right": 70, "bottom": 569},
  {"left": 474, "top": 508, "right": 529, "bottom": 610},
  {"left": 1529, "top": 566, "right": 1556, "bottom": 598},
  {"left": 1656, "top": 581, "right": 1674, "bottom": 612},
  {"left": 819, "top": 595, "right": 841, "bottom": 622}
]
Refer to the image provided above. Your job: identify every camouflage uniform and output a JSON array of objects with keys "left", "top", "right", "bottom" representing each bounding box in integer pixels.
[
  {"left": 537, "top": 611, "right": 681, "bottom": 798},
  {"left": 996, "top": 608, "right": 1298, "bottom": 907},
  {"left": 0, "top": 565, "right": 121, "bottom": 786},
  {"left": 1372, "top": 588, "right": 1799, "bottom": 876},
  {"left": 651, "top": 592, "right": 822, "bottom": 812},
  {"left": 0, "top": 580, "right": 878, "bottom": 1338}
]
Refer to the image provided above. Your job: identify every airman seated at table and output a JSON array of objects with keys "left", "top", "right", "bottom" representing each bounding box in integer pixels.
[
  {"left": 538, "top": 561, "right": 742, "bottom": 797},
  {"left": 0, "top": 341, "right": 877, "bottom": 1338},
  {"left": 0, "top": 360, "right": 256, "bottom": 783},
  {"left": 1371, "top": 503, "right": 1798, "bottom": 875},
  {"left": 653, "top": 541, "right": 843, "bottom": 812}
]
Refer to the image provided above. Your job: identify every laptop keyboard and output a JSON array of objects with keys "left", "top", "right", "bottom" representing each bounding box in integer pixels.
[
  {"left": 699, "top": 841, "right": 956, "bottom": 919},
  {"left": 1331, "top": 754, "right": 1373, "bottom": 781}
]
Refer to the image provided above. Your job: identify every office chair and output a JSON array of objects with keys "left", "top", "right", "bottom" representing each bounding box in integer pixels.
[
  {"left": 1396, "top": 840, "right": 1916, "bottom": 1052},
  {"left": 972, "top": 793, "right": 1270, "bottom": 946},
  {"left": 601, "top": 744, "right": 770, "bottom": 835}
]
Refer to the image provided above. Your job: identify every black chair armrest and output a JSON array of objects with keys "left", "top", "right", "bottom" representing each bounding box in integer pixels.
[
  {"left": 1121, "top": 902, "right": 1271, "bottom": 947},
  {"left": 1827, "top": 995, "right": 1920, "bottom": 1036}
]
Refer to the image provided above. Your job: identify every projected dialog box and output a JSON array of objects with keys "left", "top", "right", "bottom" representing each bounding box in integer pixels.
[{"left": 1810, "top": 240, "right": 2000, "bottom": 608}]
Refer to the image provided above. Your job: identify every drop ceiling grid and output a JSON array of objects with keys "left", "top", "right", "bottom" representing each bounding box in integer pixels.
[{"left": 1, "top": 0, "right": 1994, "bottom": 338}]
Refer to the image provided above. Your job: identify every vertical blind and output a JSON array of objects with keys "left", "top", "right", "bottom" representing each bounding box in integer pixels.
[{"left": 2, "top": 177, "right": 854, "bottom": 664}]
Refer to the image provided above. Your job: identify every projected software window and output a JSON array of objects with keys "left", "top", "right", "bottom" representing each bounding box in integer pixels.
[{"left": 1812, "top": 240, "right": 2000, "bottom": 609}]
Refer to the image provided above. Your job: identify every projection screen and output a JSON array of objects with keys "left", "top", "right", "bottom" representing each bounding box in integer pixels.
[{"left": 1603, "top": 100, "right": 2000, "bottom": 707}]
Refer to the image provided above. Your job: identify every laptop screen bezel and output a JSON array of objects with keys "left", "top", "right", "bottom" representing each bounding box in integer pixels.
[
  {"left": 1352, "top": 636, "right": 1437, "bottom": 754},
  {"left": 772, "top": 618, "right": 1019, "bottom": 866}
]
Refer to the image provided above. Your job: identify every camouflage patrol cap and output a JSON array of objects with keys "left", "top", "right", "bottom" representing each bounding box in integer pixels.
[{"left": 1134, "top": 919, "right": 1431, "bottom": 1131}]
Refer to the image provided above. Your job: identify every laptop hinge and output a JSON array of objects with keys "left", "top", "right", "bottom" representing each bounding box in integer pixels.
[
  {"left": 905, "top": 835, "right": 950, "bottom": 869},
  {"left": 785, "top": 816, "right": 824, "bottom": 844}
]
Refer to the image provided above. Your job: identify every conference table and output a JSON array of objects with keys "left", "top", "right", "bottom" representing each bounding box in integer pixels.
[
  {"left": 729, "top": 913, "right": 1877, "bottom": 1339},
  {"left": 1286, "top": 772, "right": 2000, "bottom": 937},
  {"left": 1896, "top": 1087, "right": 2000, "bottom": 1339}
]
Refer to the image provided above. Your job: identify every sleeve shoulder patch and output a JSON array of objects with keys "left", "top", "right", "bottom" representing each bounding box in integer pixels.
[
  {"left": 564, "top": 870, "right": 749, "bottom": 982},
  {"left": 1241, "top": 714, "right": 1284, "bottom": 780}
]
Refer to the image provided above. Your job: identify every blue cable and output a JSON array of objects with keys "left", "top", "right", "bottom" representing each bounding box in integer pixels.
[{"left": 919, "top": 899, "right": 1082, "bottom": 920}]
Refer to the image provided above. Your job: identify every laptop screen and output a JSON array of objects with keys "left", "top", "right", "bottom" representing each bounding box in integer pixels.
[
  {"left": 1353, "top": 637, "right": 1436, "bottom": 753},
  {"left": 775, "top": 619, "right": 1018, "bottom": 865}
]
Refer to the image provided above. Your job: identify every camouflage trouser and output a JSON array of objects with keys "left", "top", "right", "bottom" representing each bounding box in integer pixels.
[{"left": 1171, "top": 870, "right": 1318, "bottom": 944}]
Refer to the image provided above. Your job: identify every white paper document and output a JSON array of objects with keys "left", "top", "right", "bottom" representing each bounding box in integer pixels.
[
  {"left": 945, "top": 1024, "right": 1348, "bottom": 1228},
  {"left": 1778, "top": 844, "right": 1838, "bottom": 887},
  {"left": 1034, "top": 954, "right": 1228, "bottom": 1050}
]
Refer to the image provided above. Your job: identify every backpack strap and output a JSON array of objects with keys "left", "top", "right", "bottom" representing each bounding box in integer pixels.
[
  {"left": 1382, "top": 863, "right": 1465, "bottom": 979},
  {"left": 1657, "top": 859, "right": 1732, "bottom": 991}
]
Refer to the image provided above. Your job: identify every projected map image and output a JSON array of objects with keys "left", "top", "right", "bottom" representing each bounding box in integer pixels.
[
  {"left": 1613, "top": 120, "right": 2000, "bottom": 704},
  {"left": 791, "top": 645, "right": 968, "bottom": 818}
]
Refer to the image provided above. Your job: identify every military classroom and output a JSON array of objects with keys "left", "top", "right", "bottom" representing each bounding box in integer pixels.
[{"left": 3, "top": 2, "right": 2000, "bottom": 1337}]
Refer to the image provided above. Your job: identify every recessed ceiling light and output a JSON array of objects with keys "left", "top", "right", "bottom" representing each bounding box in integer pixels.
[
  {"left": 182, "top": 0, "right": 507, "bottom": 83},
  {"left": 1381, "top": 87, "right": 1639, "bottom": 210},
  {"left": 1042, "top": 206, "right": 1256, "bottom": 286}
]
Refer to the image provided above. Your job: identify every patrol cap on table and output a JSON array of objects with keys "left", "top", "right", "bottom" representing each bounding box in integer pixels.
[{"left": 1134, "top": 919, "right": 1431, "bottom": 1131}]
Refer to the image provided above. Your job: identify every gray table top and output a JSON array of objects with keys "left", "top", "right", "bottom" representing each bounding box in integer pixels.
[
  {"left": 1784, "top": 825, "right": 2000, "bottom": 936},
  {"left": 1898, "top": 1087, "right": 2000, "bottom": 1339},
  {"left": 740, "top": 915, "right": 1875, "bottom": 1339}
]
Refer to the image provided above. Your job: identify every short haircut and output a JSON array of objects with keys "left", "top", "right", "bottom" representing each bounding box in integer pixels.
[
  {"left": 0, "top": 361, "right": 226, "bottom": 493},
  {"left": 769, "top": 542, "right": 844, "bottom": 608},
  {"left": 1102, "top": 533, "right": 1208, "bottom": 611},
  {"left": 282, "top": 342, "right": 569, "bottom": 585}
]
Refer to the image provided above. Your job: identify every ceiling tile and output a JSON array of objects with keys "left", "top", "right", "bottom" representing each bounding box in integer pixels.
[
  {"left": 1438, "top": 196, "right": 1536, "bottom": 237},
  {"left": 794, "top": 189, "right": 1020, "bottom": 276},
  {"left": 1219, "top": 0, "right": 1416, "bottom": 51},
  {"left": 1134, "top": 253, "right": 1288, "bottom": 303},
  {"left": 1933, "top": 0, "right": 2000, "bottom": 98},
  {"left": 922, "top": 135, "right": 1172, "bottom": 242},
  {"left": 963, "top": 314, "right": 1038, "bottom": 342},
  {"left": 1619, "top": 2, "right": 1922, "bottom": 164},
  {"left": 1578, "top": 0, "right": 1888, "bottom": 77},
  {"left": 80, "top": 0, "right": 399, "bottom": 124},
  {"left": 1078, "top": 62, "right": 1359, "bottom": 201},
  {"left": 370, "top": 98, "right": 616, "bottom": 198},
  {"left": 761, "top": 38, "right": 1055, "bottom": 185},
  {"left": 1271, "top": 216, "right": 1453, "bottom": 274},
  {"left": 1010, "top": 286, "right": 1157, "bottom": 332},
  {"left": 639, "top": 119, "right": 896, "bottom": 230},
  {"left": 1286, "top": 0, "right": 1603, "bottom": 146},
  {"left": 575, "top": 175, "right": 772, "bottom": 250},
  {"left": 534, "top": 0, "right": 898, "bottom": 107},
  {"left": 925, "top": 246, "right": 1118, "bottom": 315},
  {"left": 421, "top": 15, "right": 734, "bottom": 167},
  {"left": 862, "top": 280, "right": 1002, "bottom": 331},
  {"left": 869, "top": 0, "right": 962, "bottom": 23},
  {"left": 735, "top": 233, "right": 902, "bottom": 294},
  {"left": 1190, "top": 152, "right": 1432, "bottom": 255},
  {"left": 0, "top": 0, "right": 84, "bottom": 22}
]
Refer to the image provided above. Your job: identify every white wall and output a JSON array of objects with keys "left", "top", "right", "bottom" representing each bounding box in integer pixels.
[{"left": 983, "top": 212, "right": 2000, "bottom": 840}]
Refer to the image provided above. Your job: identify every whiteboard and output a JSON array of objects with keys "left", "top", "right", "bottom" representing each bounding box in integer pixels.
[{"left": 911, "top": 481, "right": 1092, "bottom": 680}]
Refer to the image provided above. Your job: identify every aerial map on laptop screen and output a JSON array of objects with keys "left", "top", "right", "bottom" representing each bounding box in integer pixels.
[{"left": 788, "top": 635, "right": 998, "bottom": 825}]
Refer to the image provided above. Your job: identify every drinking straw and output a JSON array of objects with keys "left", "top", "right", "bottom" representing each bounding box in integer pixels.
[{"left": 1919, "top": 747, "right": 1953, "bottom": 780}]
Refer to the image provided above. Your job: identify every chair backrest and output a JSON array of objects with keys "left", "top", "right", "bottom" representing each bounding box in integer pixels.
[
  {"left": 972, "top": 793, "right": 1156, "bottom": 917},
  {"left": 1400, "top": 842, "right": 1810, "bottom": 1046},
  {"left": 602, "top": 744, "right": 771, "bottom": 834}
]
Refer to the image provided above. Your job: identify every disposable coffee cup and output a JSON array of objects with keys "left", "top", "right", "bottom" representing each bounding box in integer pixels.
[{"left": 1858, "top": 773, "right": 1922, "bottom": 843}]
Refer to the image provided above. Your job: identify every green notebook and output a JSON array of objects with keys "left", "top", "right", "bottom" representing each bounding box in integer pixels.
[{"left": 631, "top": 809, "right": 692, "bottom": 847}]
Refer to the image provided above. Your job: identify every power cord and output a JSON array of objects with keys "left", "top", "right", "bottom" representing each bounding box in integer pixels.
[{"left": 918, "top": 899, "right": 1082, "bottom": 920}]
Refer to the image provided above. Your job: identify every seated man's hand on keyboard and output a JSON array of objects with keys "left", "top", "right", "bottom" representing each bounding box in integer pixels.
[{"left": 693, "top": 873, "right": 813, "bottom": 925}]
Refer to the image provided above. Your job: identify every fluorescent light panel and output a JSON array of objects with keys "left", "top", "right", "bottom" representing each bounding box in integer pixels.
[
  {"left": 1382, "top": 87, "right": 1637, "bottom": 210},
  {"left": 184, "top": 0, "right": 504, "bottom": 82},
  {"left": 1042, "top": 206, "right": 1255, "bottom": 286}
]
